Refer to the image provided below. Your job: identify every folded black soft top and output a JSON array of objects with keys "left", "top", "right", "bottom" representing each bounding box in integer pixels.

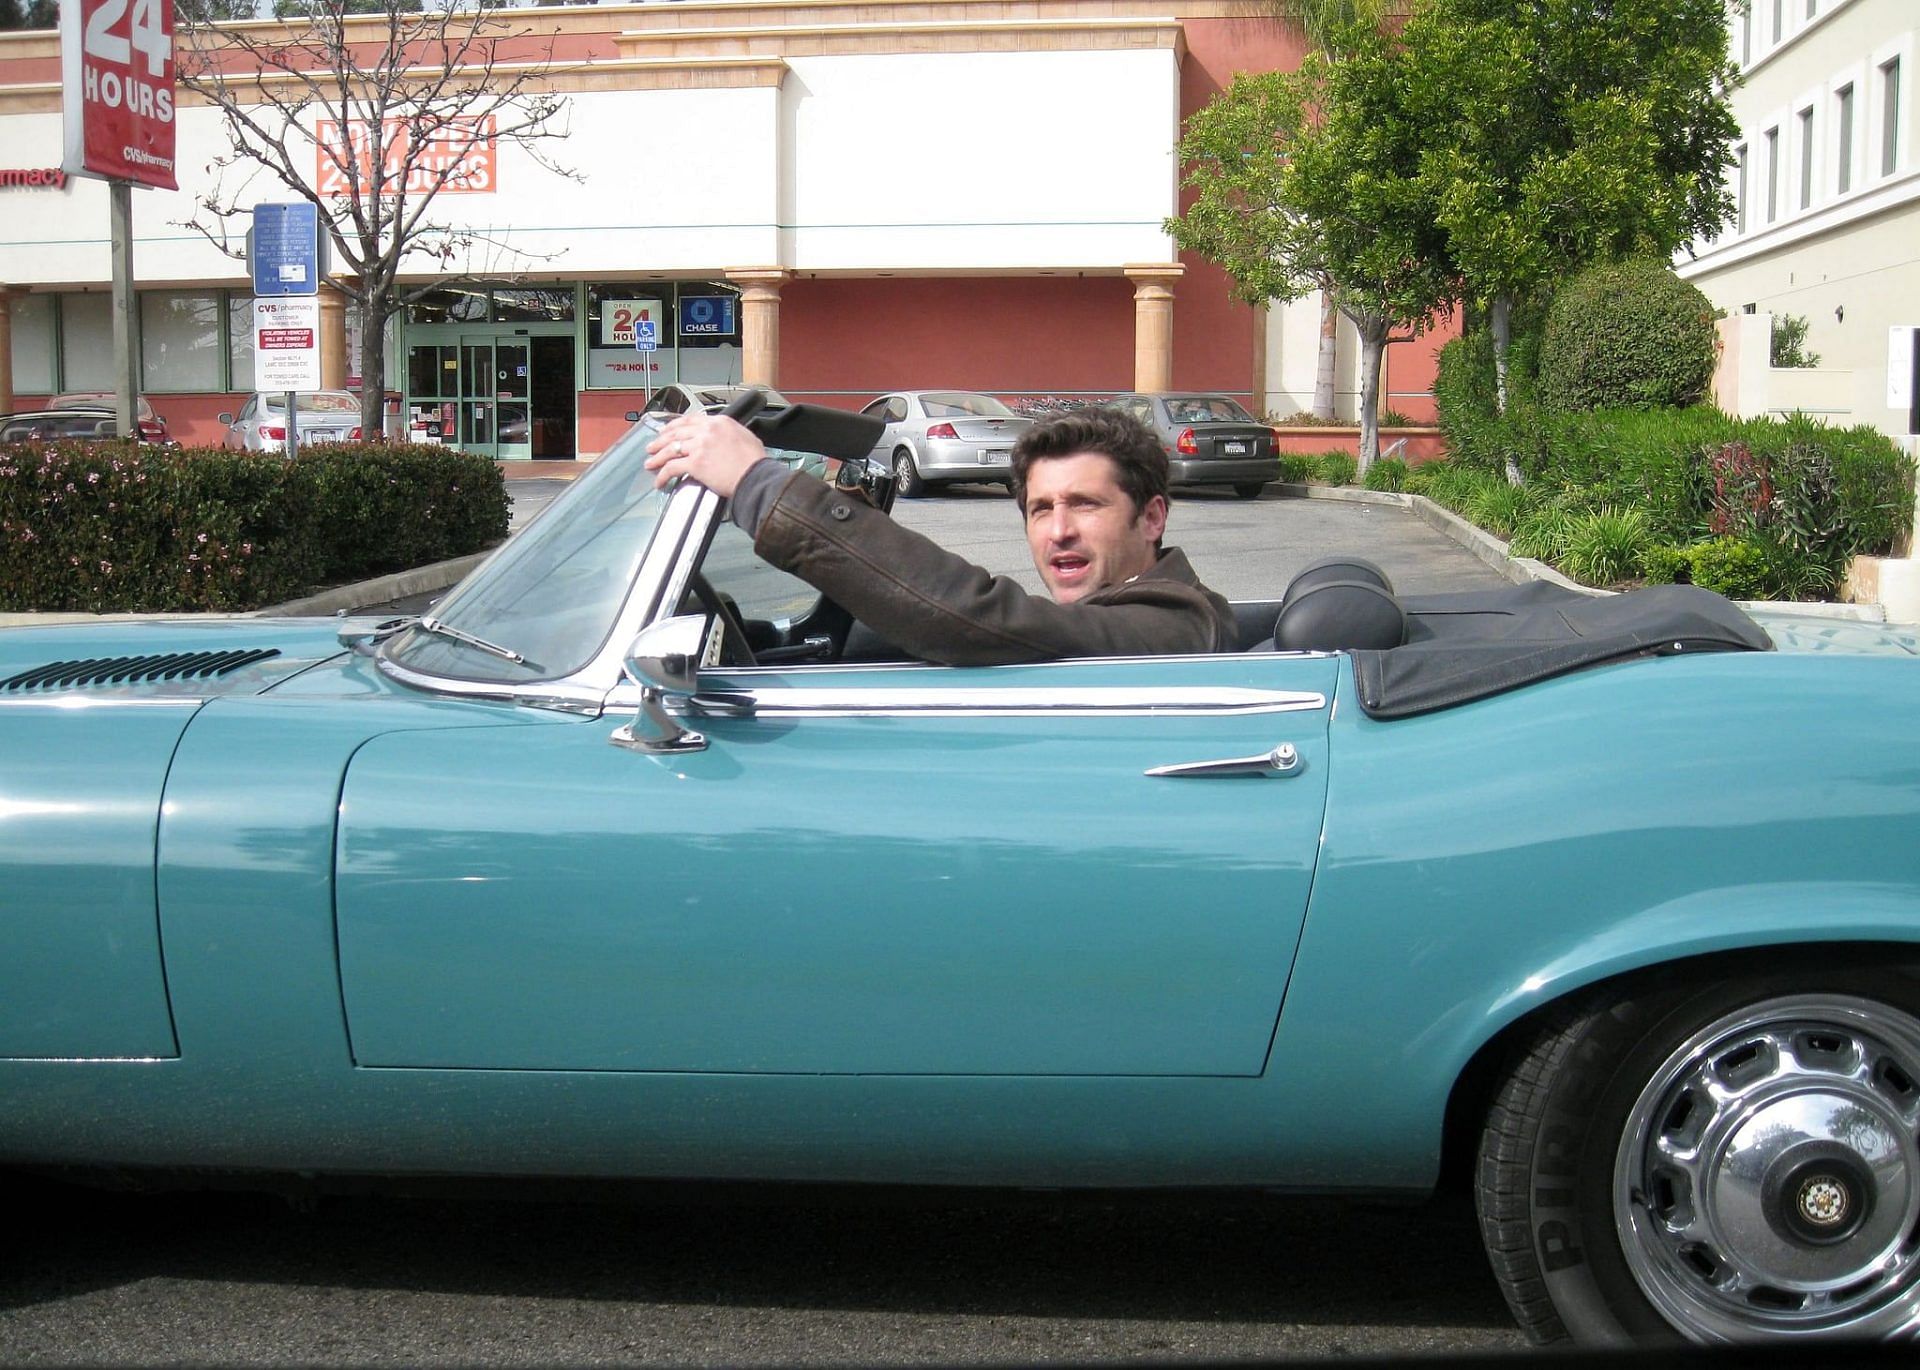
[{"left": 1351, "top": 582, "right": 1774, "bottom": 720}]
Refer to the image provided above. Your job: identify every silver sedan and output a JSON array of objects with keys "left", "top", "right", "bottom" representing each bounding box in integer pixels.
[
  {"left": 858, "top": 391, "right": 1031, "bottom": 498},
  {"left": 219, "top": 390, "right": 363, "bottom": 452}
]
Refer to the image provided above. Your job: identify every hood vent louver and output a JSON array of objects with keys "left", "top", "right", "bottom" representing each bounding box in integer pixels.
[{"left": 1, "top": 648, "right": 283, "bottom": 693}]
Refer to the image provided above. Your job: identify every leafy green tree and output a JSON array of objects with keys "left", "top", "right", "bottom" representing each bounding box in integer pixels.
[
  {"left": 0, "top": 0, "right": 29, "bottom": 31},
  {"left": 2, "top": 0, "right": 58, "bottom": 28},
  {"left": 1168, "top": 27, "right": 1455, "bottom": 470},
  {"left": 1771, "top": 313, "right": 1821, "bottom": 368},
  {"left": 1402, "top": 0, "right": 1739, "bottom": 430},
  {"left": 1274, "top": 0, "right": 1397, "bottom": 419}
]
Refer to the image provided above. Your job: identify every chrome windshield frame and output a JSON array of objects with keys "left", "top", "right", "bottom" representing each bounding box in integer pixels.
[{"left": 373, "top": 478, "right": 724, "bottom": 711}]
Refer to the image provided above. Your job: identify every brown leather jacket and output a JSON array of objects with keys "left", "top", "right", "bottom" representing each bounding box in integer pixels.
[{"left": 752, "top": 470, "right": 1238, "bottom": 666}]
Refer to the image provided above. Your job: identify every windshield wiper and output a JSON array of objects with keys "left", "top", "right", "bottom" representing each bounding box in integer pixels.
[{"left": 418, "top": 614, "right": 532, "bottom": 666}]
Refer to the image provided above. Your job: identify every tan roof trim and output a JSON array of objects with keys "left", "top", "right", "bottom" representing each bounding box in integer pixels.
[{"left": 613, "top": 16, "right": 1185, "bottom": 60}]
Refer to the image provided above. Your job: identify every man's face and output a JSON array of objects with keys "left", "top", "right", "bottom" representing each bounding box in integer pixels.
[{"left": 1022, "top": 452, "right": 1168, "bottom": 604}]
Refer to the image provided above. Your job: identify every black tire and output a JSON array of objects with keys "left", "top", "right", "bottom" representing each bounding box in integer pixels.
[
  {"left": 1233, "top": 482, "right": 1266, "bottom": 500},
  {"left": 1478, "top": 959, "right": 1920, "bottom": 1346},
  {"left": 892, "top": 449, "right": 925, "bottom": 499}
]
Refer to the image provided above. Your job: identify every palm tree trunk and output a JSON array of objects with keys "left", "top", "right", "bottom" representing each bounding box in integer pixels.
[{"left": 1313, "top": 290, "right": 1338, "bottom": 420}]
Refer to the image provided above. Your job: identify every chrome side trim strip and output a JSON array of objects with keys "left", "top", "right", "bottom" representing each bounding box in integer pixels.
[
  {"left": 0, "top": 694, "right": 205, "bottom": 710},
  {"left": 665, "top": 685, "right": 1328, "bottom": 719}
]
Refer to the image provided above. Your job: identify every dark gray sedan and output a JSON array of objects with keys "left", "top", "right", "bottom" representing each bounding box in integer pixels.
[
  {"left": 858, "top": 391, "right": 1032, "bottom": 497},
  {"left": 1105, "top": 392, "right": 1278, "bottom": 499}
]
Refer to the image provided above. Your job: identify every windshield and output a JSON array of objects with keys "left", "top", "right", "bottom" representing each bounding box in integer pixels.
[
  {"left": 384, "top": 418, "right": 676, "bottom": 684},
  {"left": 920, "top": 392, "right": 1014, "bottom": 418},
  {"left": 382, "top": 416, "right": 834, "bottom": 687},
  {"left": 1164, "top": 396, "right": 1255, "bottom": 424},
  {"left": 266, "top": 392, "right": 359, "bottom": 413}
]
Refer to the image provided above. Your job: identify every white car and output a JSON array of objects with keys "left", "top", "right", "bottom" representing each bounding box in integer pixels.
[
  {"left": 635, "top": 383, "right": 790, "bottom": 421},
  {"left": 219, "top": 391, "right": 363, "bottom": 451}
]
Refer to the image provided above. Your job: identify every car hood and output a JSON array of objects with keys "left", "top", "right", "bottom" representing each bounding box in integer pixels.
[
  {"left": 1745, "top": 608, "right": 1920, "bottom": 656},
  {"left": 0, "top": 617, "right": 353, "bottom": 703}
]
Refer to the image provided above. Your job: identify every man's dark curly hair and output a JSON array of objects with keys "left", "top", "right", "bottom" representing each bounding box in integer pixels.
[{"left": 1008, "top": 407, "right": 1170, "bottom": 516}]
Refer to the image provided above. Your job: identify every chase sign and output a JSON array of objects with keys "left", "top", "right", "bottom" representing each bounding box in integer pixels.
[{"left": 679, "top": 294, "right": 737, "bottom": 338}]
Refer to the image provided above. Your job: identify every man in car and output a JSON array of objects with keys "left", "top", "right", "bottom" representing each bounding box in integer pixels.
[{"left": 645, "top": 406, "right": 1237, "bottom": 666}]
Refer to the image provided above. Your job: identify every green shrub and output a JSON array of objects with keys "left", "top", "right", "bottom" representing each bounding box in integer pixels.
[
  {"left": 1380, "top": 409, "right": 1417, "bottom": 429},
  {"left": 1508, "top": 500, "right": 1585, "bottom": 563},
  {"left": 1277, "top": 454, "right": 1319, "bottom": 484},
  {"left": 0, "top": 440, "right": 509, "bottom": 613},
  {"left": 1770, "top": 313, "right": 1821, "bottom": 368},
  {"left": 1559, "top": 507, "right": 1655, "bottom": 587},
  {"left": 1362, "top": 457, "right": 1407, "bottom": 492},
  {"left": 1539, "top": 406, "right": 1737, "bottom": 540},
  {"left": 1317, "top": 453, "right": 1358, "bottom": 487},
  {"left": 1683, "top": 538, "right": 1774, "bottom": 599},
  {"left": 1538, "top": 259, "right": 1718, "bottom": 413},
  {"left": 1463, "top": 480, "right": 1532, "bottom": 538},
  {"left": 1640, "top": 544, "right": 1691, "bottom": 585}
]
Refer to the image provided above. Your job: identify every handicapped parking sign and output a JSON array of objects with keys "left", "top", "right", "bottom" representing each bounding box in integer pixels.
[
  {"left": 634, "top": 319, "right": 658, "bottom": 352},
  {"left": 680, "top": 295, "right": 737, "bottom": 338}
]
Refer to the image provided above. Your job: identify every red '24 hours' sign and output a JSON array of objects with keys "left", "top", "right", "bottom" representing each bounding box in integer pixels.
[{"left": 60, "top": 0, "right": 177, "bottom": 189}]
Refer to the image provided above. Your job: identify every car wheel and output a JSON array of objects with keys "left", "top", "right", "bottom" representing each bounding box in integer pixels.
[
  {"left": 892, "top": 449, "right": 925, "bottom": 499},
  {"left": 1478, "top": 962, "right": 1920, "bottom": 1346},
  {"left": 1233, "top": 483, "right": 1266, "bottom": 500}
]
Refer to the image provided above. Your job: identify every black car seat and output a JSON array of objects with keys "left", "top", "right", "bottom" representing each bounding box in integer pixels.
[{"left": 1270, "top": 555, "right": 1408, "bottom": 653}]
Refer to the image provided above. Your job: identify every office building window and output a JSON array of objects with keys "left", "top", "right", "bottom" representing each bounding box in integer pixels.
[
  {"left": 1735, "top": 143, "right": 1749, "bottom": 233},
  {"left": 140, "top": 292, "right": 224, "bottom": 393},
  {"left": 1804, "top": 0, "right": 1814, "bottom": 17},
  {"left": 1797, "top": 107, "right": 1815, "bottom": 209},
  {"left": 1884, "top": 57, "right": 1904, "bottom": 176},
  {"left": 8, "top": 293, "right": 55, "bottom": 395},
  {"left": 58, "top": 293, "right": 114, "bottom": 392},
  {"left": 1771, "top": 0, "right": 1782, "bottom": 44},
  {"left": 227, "top": 296, "right": 256, "bottom": 391},
  {"left": 1764, "top": 126, "right": 1780, "bottom": 222},
  {"left": 1837, "top": 83, "right": 1854, "bottom": 193}
]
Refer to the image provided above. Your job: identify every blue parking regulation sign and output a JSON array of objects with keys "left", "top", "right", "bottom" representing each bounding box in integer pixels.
[
  {"left": 248, "top": 203, "right": 321, "bottom": 297},
  {"left": 634, "top": 319, "right": 659, "bottom": 351},
  {"left": 679, "top": 295, "right": 736, "bottom": 337}
]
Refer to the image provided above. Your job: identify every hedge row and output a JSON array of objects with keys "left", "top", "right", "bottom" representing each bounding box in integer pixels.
[
  {"left": 1433, "top": 322, "right": 1916, "bottom": 598},
  {"left": 0, "top": 441, "right": 510, "bottom": 613}
]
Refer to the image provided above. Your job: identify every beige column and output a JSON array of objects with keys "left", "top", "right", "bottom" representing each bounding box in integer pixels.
[
  {"left": 319, "top": 283, "right": 350, "bottom": 391},
  {"left": 725, "top": 268, "right": 792, "bottom": 389},
  {"left": 1124, "top": 263, "right": 1184, "bottom": 393},
  {"left": 0, "top": 287, "right": 15, "bottom": 414}
]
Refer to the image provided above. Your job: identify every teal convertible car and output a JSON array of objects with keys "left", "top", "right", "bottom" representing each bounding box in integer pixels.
[{"left": 4, "top": 399, "right": 1919, "bottom": 1349}]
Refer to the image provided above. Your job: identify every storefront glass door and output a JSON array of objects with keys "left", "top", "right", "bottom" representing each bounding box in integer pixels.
[{"left": 459, "top": 336, "right": 531, "bottom": 460}]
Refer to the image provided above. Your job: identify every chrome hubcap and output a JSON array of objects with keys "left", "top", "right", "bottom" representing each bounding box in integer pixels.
[{"left": 1615, "top": 994, "right": 1920, "bottom": 1341}]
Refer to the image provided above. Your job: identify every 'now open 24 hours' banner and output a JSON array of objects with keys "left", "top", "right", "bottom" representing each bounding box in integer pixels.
[{"left": 60, "top": 0, "right": 177, "bottom": 189}]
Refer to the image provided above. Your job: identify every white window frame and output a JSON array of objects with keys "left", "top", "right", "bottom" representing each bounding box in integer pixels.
[{"left": 1870, "top": 34, "right": 1913, "bottom": 182}]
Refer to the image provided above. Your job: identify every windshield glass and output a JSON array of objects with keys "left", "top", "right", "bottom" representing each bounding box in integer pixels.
[
  {"left": 920, "top": 392, "right": 1014, "bottom": 418},
  {"left": 1164, "top": 396, "right": 1255, "bottom": 424},
  {"left": 266, "top": 392, "right": 359, "bottom": 413},
  {"left": 383, "top": 418, "right": 676, "bottom": 684},
  {"left": 382, "top": 416, "right": 835, "bottom": 687}
]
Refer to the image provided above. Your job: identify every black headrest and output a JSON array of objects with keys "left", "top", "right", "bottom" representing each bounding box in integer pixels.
[
  {"left": 1284, "top": 555, "right": 1394, "bottom": 603},
  {"left": 1274, "top": 580, "right": 1408, "bottom": 653}
]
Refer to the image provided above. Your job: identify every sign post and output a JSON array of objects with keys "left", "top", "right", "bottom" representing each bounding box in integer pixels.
[
  {"left": 634, "top": 317, "right": 658, "bottom": 406},
  {"left": 248, "top": 204, "right": 323, "bottom": 459},
  {"left": 60, "top": 0, "right": 178, "bottom": 438}
]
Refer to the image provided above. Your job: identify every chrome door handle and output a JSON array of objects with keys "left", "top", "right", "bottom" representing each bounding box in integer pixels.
[{"left": 1145, "top": 743, "right": 1301, "bottom": 779}]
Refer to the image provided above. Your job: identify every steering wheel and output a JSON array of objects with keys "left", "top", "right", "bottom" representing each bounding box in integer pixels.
[{"left": 691, "top": 573, "right": 759, "bottom": 667}]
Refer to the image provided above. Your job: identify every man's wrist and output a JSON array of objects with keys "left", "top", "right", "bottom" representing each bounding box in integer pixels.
[{"left": 728, "top": 458, "right": 790, "bottom": 535}]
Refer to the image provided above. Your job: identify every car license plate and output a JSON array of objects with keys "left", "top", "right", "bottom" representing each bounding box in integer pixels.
[
  {"left": 980, "top": 449, "right": 1007, "bottom": 464},
  {"left": 312, "top": 429, "right": 342, "bottom": 441},
  {"left": 1223, "top": 441, "right": 1248, "bottom": 454}
]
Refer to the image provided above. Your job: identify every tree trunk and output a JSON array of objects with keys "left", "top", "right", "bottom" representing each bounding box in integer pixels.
[
  {"left": 1313, "top": 289, "right": 1337, "bottom": 420},
  {"left": 1490, "top": 293, "right": 1524, "bottom": 486},
  {"left": 1355, "top": 320, "right": 1384, "bottom": 474},
  {"left": 1490, "top": 292, "right": 1511, "bottom": 415},
  {"left": 357, "top": 289, "right": 387, "bottom": 444}
]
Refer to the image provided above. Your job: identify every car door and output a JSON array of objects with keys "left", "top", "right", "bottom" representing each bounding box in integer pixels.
[
  {"left": 333, "top": 519, "right": 1336, "bottom": 1079},
  {"left": 860, "top": 394, "right": 907, "bottom": 465}
]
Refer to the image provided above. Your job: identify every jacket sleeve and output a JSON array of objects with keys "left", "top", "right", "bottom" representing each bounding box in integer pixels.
[{"left": 752, "top": 471, "right": 1227, "bottom": 666}]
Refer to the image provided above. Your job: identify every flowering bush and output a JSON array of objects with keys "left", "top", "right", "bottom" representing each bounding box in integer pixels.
[{"left": 0, "top": 440, "right": 508, "bottom": 613}]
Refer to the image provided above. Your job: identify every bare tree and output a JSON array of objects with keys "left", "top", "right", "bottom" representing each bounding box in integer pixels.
[{"left": 178, "top": 0, "right": 578, "bottom": 440}]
